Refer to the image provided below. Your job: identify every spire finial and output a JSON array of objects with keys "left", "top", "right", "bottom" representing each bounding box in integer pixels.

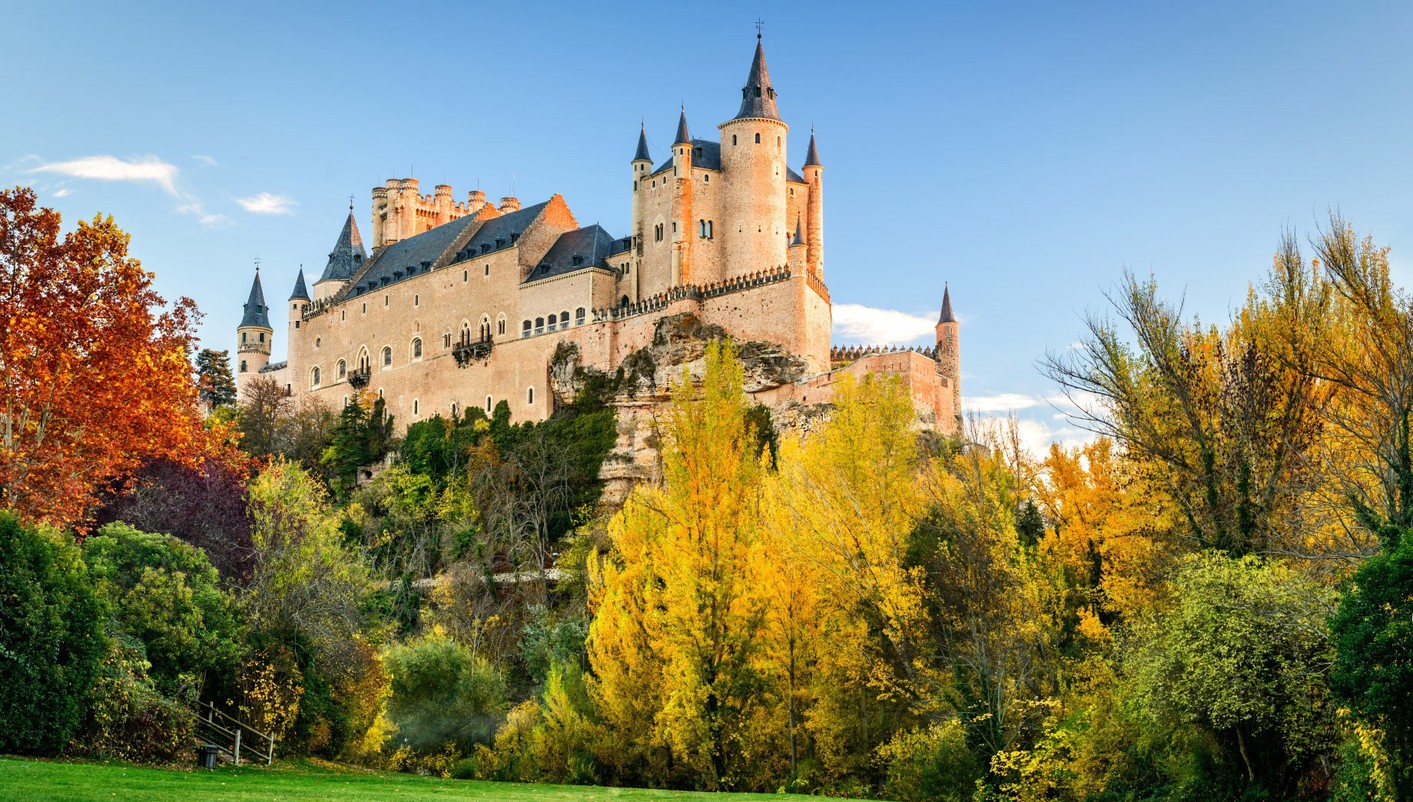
[
  {"left": 755, "top": 18, "right": 764, "bottom": 38},
  {"left": 348, "top": 193, "right": 354, "bottom": 212},
  {"left": 254, "top": 255, "right": 261, "bottom": 273}
]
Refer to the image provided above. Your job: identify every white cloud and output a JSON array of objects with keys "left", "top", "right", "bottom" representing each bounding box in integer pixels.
[
  {"left": 965, "top": 392, "right": 1041, "bottom": 414},
  {"left": 52, "top": 188, "right": 72, "bottom": 198},
  {"left": 236, "top": 192, "right": 296, "bottom": 215},
  {"left": 192, "top": 154, "right": 218, "bottom": 167},
  {"left": 28, "top": 155, "right": 179, "bottom": 195},
  {"left": 832, "top": 303, "right": 934, "bottom": 345}
]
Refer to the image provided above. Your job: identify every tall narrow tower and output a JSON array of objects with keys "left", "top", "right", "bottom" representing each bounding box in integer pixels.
[
  {"left": 802, "top": 130, "right": 823, "bottom": 278},
  {"left": 629, "top": 123, "right": 652, "bottom": 302},
  {"left": 935, "top": 285, "right": 962, "bottom": 432},
  {"left": 719, "top": 34, "right": 789, "bottom": 278},
  {"left": 671, "top": 108, "right": 694, "bottom": 286},
  {"left": 236, "top": 268, "right": 273, "bottom": 398}
]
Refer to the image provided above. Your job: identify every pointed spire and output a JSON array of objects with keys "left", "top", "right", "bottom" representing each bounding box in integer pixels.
[
  {"left": 633, "top": 121, "right": 652, "bottom": 162},
  {"left": 241, "top": 270, "right": 270, "bottom": 329},
  {"left": 289, "top": 268, "right": 310, "bottom": 301},
  {"left": 734, "top": 36, "right": 781, "bottom": 121},
  {"left": 804, "top": 129, "right": 822, "bottom": 167},
  {"left": 318, "top": 209, "right": 368, "bottom": 283},
  {"left": 939, "top": 284, "right": 956, "bottom": 324},
  {"left": 791, "top": 216, "right": 805, "bottom": 246},
  {"left": 673, "top": 107, "right": 691, "bottom": 146}
]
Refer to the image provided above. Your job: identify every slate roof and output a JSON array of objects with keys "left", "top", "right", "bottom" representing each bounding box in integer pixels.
[
  {"left": 240, "top": 271, "right": 271, "bottom": 328},
  {"left": 289, "top": 269, "right": 310, "bottom": 301},
  {"left": 939, "top": 285, "right": 956, "bottom": 324},
  {"left": 450, "top": 201, "right": 552, "bottom": 264},
  {"left": 791, "top": 217, "right": 805, "bottom": 246},
  {"left": 804, "top": 131, "right": 821, "bottom": 167},
  {"left": 734, "top": 39, "right": 781, "bottom": 121},
  {"left": 674, "top": 109, "right": 691, "bottom": 145},
  {"left": 318, "top": 211, "right": 367, "bottom": 284},
  {"left": 652, "top": 139, "right": 722, "bottom": 174},
  {"left": 634, "top": 124, "right": 652, "bottom": 162},
  {"left": 526, "top": 224, "right": 618, "bottom": 283},
  {"left": 346, "top": 213, "right": 483, "bottom": 297}
]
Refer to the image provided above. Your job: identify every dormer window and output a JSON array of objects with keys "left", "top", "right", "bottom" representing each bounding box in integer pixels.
[
  {"left": 509, "top": 233, "right": 519, "bottom": 244},
  {"left": 495, "top": 238, "right": 505, "bottom": 248},
  {"left": 572, "top": 255, "right": 584, "bottom": 267},
  {"left": 481, "top": 243, "right": 490, "bottom": 254},
  {"left": 539, "top": 264, "right": 550, "bottom": 274}
]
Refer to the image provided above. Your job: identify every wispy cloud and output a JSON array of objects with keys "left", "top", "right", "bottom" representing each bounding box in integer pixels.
[
  {"left": 832, "top": 303, "right": 935, "bottom": 345},
  {"left": 965, "top": 392, "right": 1041, "bottom": 414},
  {"left": 28, "top": 155, "right": 180, "bottom": 195},
  {"left": 52, "top": 188, "right": 72, "bottom": 198},
  {"left": 236, "top": 192, "right": 296, "bottom": 215},
  {"left": 191, "top": 154, "right": 218, "bottom": 167}
]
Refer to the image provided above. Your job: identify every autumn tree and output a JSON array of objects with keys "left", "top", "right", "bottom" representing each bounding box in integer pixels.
[
  {"left": 194, "top": 348, "right": 238, "bottom": 411},
  {"left": 0, "top": 187, "right": 205, "bottom": 528}
]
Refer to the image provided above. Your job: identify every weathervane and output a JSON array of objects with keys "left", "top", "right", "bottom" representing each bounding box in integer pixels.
[
  {"left": 348, "top": 194, "right": 355, "bottom": 211},
  {"left": 755, "top": 18, "right": 764, "bottom": 38},
  {"left": 254, "top": 255, "right": 261, "bottom": 273}
]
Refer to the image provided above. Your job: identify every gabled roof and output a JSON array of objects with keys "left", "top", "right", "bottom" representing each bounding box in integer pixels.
[
  {"left": 240, "top": 271, "right": 271, "bottom": 329},
  {"left": 289, "top": 269, "right": 310, "bottom": 301},
  {"left": 939, "top": 285, "right": 956, "bottom": 324},
  {"left": 345, "top": 213, "right": 484, "bottom": 297},
  {"left": 734, "top": 38, "right": 781, "bottom": 121},
  {"left": 451, "top": 201, "right": 553, "bottom": 263},
  {"left": 526, "top": 224, "right": 619, "bottom": 283},
  {"left": 317, "top": 211, "right": 367, "bottom": 284},
  {"left": 634, "top": 124, "right": 652, "bottom": 162}
]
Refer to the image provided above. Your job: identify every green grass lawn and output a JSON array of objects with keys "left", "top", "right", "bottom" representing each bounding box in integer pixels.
[{"left": 0, "top": 756, "right": 857, "bottom": 801}]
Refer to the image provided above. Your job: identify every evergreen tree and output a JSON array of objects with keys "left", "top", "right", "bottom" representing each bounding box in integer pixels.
[{"left": 195, "top": 348, "right": 238, "bottom": 410}]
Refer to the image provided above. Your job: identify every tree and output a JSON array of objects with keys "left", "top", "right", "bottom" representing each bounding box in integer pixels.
[
  {"left": 0, "top": 186, "right": 205, "bottom": 528},
  {"left": 0, "top": 512, "right": 105, "bottom": 755},
  {"left": 195, "top": 348, "right": 238, "bottom": 411},
  {"left": 236, "top": 375, "right": 293, "bottom": 459},
  {"left": 1331, "top": 528, "right": 1413, "bottom": 799},
  {"left": 384, "top": 630, "right": 509, "bottom": 753}
]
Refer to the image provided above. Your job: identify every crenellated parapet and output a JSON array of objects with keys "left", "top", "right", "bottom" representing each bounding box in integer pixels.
[
  {"left": 591, "top": 266, "right": 793, "bottom": 323},
  {"left": 830, "top": 344, "right": 938, "bottom": 367}
]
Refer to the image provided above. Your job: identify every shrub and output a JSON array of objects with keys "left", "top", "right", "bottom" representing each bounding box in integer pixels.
[
  {"left": 0, "top": 512, "right": 105, "bottom": 755},
  {"left": 384, "top": 630, "right": 509, "bottom": 754},
  {"left": 879, "top": 721, "right": 980, "bottom": 802},
  {"left": 76, "top": 636, "right": 195, "bottom": 763}
]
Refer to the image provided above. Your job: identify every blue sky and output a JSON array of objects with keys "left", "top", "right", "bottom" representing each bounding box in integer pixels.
[{"left": 6, "top": 1, "right": 1413, "bottom": 449}]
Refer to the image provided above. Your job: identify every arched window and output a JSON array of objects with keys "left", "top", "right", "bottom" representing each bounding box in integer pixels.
[
  {"left": 575, "top": 307, "right": 586, "bottom": 325},
  {"left": 311, "top": 366, "right": 321, "bottom": 388},
  {"left": 547, "top": 314, "right": 557, "bottom": 332},
  {"left": 497, "top": 314, "right": 506, "bottom": 336},
  {"left": 378, "top": 388, "right": 384, "bottom": 399},
  {"left": 382, "top": 346, "right": 392, "bottom": 368},
  {"left": 337, "top": 359, "right": 346, "bottom": 379},
  {"left": 443, "top": 332, "right": 451, "bottom": 348},
  {"left": 522, "top": 320, "right": 532, "bottom": 337},
  {"left": 527, "top": 387, "right": 534, "bottom": 405},
  {"left": 755, "top": 132, "right": 760, "bottom": 144},
  {"left": 460, "top": 322, "right": 472, "bottom": 345},
  {"left": 451, "top": 402, "right": 459, "bottom": 418},
  {"left": 707, "top": 220, "right": 713, "bottom": 238},
  {"left": 700, "top": 219, "right": 707, "bottom": 237},
  {"left": 315, "top": 337, "right": 321, "bottom": 349},
  {"left": 619, "top": 295, "right": 630, "bottom": 308},
  {"left": 535, "top": 317, "right": 545, "bottom": 335},
  {"left": 357, "top": 348, "right": 370, "bottom": 373},
  {"left": 732, "top": 134, "right": 737, "bottom": 146},
  {"left": 411, "top": 338, "right": 422, "bottom": 359},
  {"left": 559, "top": 311, "right": 569, "bottom": 328},
  {"left": 480, "top": 314, "right": 491, "bottom": 340}
]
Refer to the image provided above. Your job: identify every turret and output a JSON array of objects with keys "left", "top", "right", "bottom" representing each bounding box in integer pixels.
[
  {"left": 935, "top": 285, "right": 961, "bottom": 430},
  {"left": 629, "top": 123, "right": 652, "bottom": 301},
  {"left": 719, "top": 35, "right": 789, "bottom": 280},
  {"left": 288, "top": 268, "right": 310, "bottom": 327},
  {"left": 787, "top": 215, "right": 807, "bottom": 273},
  {"left": 236, "top": 268, "right": 273, "bottom": 397},
  {"left": 803, "top": 129, "right": 823, "bottom": 278},
  {"left": 671, "top": 108, "right": 694, "bottom": 286},
  {"left": 313, "top": 207, "right": 367, "bottom": 302}
]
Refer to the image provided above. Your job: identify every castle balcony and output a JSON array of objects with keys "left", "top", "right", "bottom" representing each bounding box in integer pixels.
[
  {"left": 237, "top": 342, "right": 269, "bottom": 355},
  {"left": 348, "top": 367, "right": 371, "bottom": 389},
  {"left": 453, "top": 335, "right": 493, "bottom": 368}
]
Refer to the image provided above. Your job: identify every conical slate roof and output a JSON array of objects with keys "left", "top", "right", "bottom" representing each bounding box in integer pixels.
[
  {"left": 791, "top": 216, "right": 805, "bottom": 246},
  {"left": 240, "top": 271, "right": 270, "bottom": 329},
  {"left": 939, "top": 285, "right": 956, "bottom": 324},
  {"left": 633, "top": 124, "right": 652, "bottom": 162},
  {"left": 673, "top": 108, "right": 691, "bottom": 146},
  {"left": 289, "top": 268, "right": 310, "bottom": 301},
  {"left": 734, "top": 38, "right": 781, "bottom": 121},
  {"left": 318, "top": 211, "right": 367, "bottom": 284},
  {"left": 804, "top": 130, "right": 822, "bottom": 167}
]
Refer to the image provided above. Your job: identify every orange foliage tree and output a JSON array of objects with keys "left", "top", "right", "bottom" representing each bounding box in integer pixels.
[{"left": 0, "top": 186, "right": 205, "bottom": 528}]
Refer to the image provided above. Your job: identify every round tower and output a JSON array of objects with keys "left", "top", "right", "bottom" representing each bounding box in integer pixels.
[
  {"left": 630, "top": 122, "right": 652, "bottom": 301},
  {"left": 671, "top": 108, "right": 695, "bottom": 286},
  {"left": 935, "top": 285, "right": 962, "bottom": 433},
  {"left": 719, "top": 35, "right": 789, "bottom": 280},
  {"left": 803, "top": 130, "right": 824, "bottom": 278},
  {"left": 236, "top": 268, "right": 273, "bottom": 398}
]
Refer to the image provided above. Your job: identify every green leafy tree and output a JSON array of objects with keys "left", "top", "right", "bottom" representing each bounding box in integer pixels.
[
  {"left": 0, "top": 512, "right": 105, "bottom": 755},
  {"left": 1331, "top": 528, "right": 1413, "bottom": 799},
  {"left": 384, "top": 630, "right": 509, "bottom": 753},
  {"left": 195, "top": 348, "right": 238, "bottom": 410},
  {"left": 81, "top": 522, "right": 241, "bottom": 700}
]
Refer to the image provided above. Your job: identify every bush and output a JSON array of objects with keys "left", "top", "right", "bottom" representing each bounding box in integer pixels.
[
  {"left": 76, "top": 636, "right": 195, "bottom": 763},
  {"left": 879, "top": 721, "right": 980, "bottom": 802},
  {"left": 0, "top": 512, "right": 105, "bottom": 755},
  {"left": 384, "top": 631, "right": 509, "bottom": 754}
]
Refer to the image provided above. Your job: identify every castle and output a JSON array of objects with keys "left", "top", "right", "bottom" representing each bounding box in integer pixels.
[{"left": 236, "top": 37, "right": 961, "bottom": 434}]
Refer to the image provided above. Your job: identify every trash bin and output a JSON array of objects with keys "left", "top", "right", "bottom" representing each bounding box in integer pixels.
[{"left": 198, "top": 744, "right": 220, "bottom": 769}]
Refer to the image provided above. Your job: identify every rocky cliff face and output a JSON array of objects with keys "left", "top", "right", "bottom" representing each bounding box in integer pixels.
[{"left": 549, "top": 312, "right": 818, "bottom": 508}]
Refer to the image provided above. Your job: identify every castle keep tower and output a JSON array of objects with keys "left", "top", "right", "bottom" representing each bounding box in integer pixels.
[
  {"left": 671, "top": 108, "right": 695, "bottom": 286},
  {"left": 628, "top": 124, "right": 652, "bottom": 302},
  {"left": 236, "top": 269, "right": 272, "bottom": 398},
  {"left": 803, "top": 131, "right": 823, "bottom": 278},
  {"left": 719, "top": 35, "right": 789, "bottom": 278}
]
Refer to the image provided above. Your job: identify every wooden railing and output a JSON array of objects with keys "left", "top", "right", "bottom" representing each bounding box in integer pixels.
[{"left": 195, "top": 701, "right": 275, "bottom": 766}]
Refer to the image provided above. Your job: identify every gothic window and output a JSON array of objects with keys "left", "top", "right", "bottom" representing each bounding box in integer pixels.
[
  {"left": 412, "top": 338, "right": 422, "bottom": 359},
  {"left": 619, "top": 295, "right": 630, "bottom": 308},
  {"left": 311, "top": 366, "right": 321, "bottom": 388},
  {"left": 559, "top": 311, "right": 569, "bottom": 328},
  {"left": 358, "top": 348, "right": 370, "bottom": 373},
  {"left": 461, "top": 322, "right": 471, "bottom": 344},
  {"left": 575, "top": 307, "right": 586, "bottom": 325},
  {"left": 497, "top": 314, "right": 506, "bottom": 336},
  {"left": 382, "top": 346, "right": 392, "bottom": 368},
  {"left": 337, "top": 359, "right": 346, "bottom": 379},
  {"left": 443, "top": 332, "right": 451, "bottom": 348},
  {"left": 480, "top": 315, "right": 491, "bottom": 340}
]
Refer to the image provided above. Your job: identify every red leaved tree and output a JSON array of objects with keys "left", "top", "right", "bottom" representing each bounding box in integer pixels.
[{"left": 0, "top": 186, "right": 206, "bottom": 529}]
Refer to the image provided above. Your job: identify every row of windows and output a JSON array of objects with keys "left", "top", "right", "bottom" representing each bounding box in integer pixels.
[
  {"left": 521, "top": 308, "right": 587, "bottom": 337},
  {"left": 334, "top": 392, "right": 536, "bottom": 420}
]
